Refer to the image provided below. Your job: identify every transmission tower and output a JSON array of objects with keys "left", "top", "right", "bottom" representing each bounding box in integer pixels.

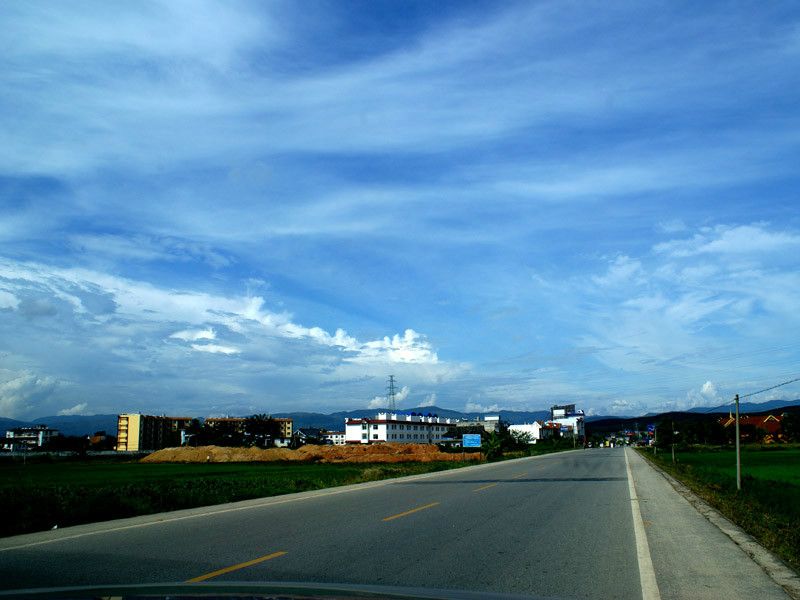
[{"left": 387, "top": 375, "right": 397, "bottom": 412}]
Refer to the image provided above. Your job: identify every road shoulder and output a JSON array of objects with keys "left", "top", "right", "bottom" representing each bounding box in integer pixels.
[{"left": 626, "top": 447, "right": 796, "bottom": 600}]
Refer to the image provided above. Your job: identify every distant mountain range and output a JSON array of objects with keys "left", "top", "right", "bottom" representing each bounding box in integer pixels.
[{"left": 2, "top": 398, "right": 798, "bottom": 438}]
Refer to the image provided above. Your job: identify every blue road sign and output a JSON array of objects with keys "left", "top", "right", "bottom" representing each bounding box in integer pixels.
[
  {"left": 462, "top": 434, "right": 482, "bottom": 447},
  {"left": 647, "top": 425, "right": 656, "bottom": 433}
]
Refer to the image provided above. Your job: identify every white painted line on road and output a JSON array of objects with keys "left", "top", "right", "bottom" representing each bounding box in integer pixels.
[{"left": 625, "top": 447, "right": 661, "bottom": 600}]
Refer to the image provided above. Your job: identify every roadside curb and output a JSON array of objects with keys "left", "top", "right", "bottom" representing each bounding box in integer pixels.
[{"left": 637, "top": 451, "right": 800, "bottom": 600}]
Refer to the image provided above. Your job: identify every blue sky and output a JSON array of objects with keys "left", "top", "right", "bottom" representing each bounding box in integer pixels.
[{"left": 2, "top": 0, "right": 800, "bottom": 420}]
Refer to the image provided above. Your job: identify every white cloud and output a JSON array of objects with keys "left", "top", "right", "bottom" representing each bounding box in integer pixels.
[
  {"left": 419, "top": 393, "right": 437, "bottom": 407},
  {"left": 190, "top": 344, "right": 239, "bottom": 355},
  {"left": 0, "top": 290, "right": 18, "bottom": 310},
  {"left": 684, "top": 380, "right": 724, "bottom": 410},
  {"left": 0, "top": 259, "right": 443, "bottom": 369},
  {"left": 591, "top": 255, "right": 643, "bottom": 287},
  {"left": 465, "top": 401, "right": 501, "bottom": 414},
  {"left": 366, "top": 385, "right": 410, "bottom": 410},
  {"left": 654, "top": 224, "right": 800, "bottom": 258},
  {"left": 0, "top": 372, "right": 59, "bottom": 420},
  {"left": 57, "top": 402, "right": 88, "bottom": 416},
  {"left": 170, "top": 328, "right": 216, "bottom": 342},
  {"left": 367, "top": 396, "right": 386, "bottom": 410}
]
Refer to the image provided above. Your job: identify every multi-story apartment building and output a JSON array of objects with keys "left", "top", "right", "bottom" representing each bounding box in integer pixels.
[
  {"left": 205, "top": 417, "right": 293, "bottom": 440},
  {"left": 345, "top": 411, "right": 456, "bottom": 444},
  {"left": 116, "top": 414, "right": 191, "bottom": 452}
]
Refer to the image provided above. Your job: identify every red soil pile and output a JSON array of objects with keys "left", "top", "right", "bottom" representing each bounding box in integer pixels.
[{"left": 141, "top": 443, "right": 479, "bottom": 464}]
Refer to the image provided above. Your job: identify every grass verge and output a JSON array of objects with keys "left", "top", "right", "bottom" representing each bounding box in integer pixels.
[
  {"left": 0, "top": 457, "right": 474, "bottom": 538},
  {"left": 637, "top": 446, "right": 800, "bottom": 571}
]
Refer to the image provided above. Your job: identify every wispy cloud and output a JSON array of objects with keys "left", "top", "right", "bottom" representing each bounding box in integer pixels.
[{"left": 2, "top": 2, "right": 800, "bottom": 419}]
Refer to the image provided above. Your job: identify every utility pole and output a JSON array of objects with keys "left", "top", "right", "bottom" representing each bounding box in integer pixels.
[
  {"left": 734, "top": 393, "right": 741, "bottom": 491},
  {"left": 387, "top": 375, "right": 397, "bottom": 412}
]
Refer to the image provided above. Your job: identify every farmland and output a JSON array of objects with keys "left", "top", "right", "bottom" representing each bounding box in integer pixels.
[{"left": 0, "top": 455, "right": 474, "bottom": 538}]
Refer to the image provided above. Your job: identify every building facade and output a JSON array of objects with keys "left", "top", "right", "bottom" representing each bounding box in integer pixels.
[
  {"left": 345, "top": 411, "right": 456, "bottom": 444},
  {"left": 4, "top": 425, "right": 60, "bottom": 450},
  {"left": 116, "top": 414, "right": 191, "bottom": 452},
  {"left": 205, "top": 417, "right": 293, "bottom": 439},
  {"left": 323, "top": 431, "right": 346, "bottom": 445}
]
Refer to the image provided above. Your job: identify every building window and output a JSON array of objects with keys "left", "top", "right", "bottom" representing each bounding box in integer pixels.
[
  {"left": 372, "top": 434, "right": 378, "bottom": 440},
  {"left": 362, "top": 424, "right": 367, "bottom": 430},
  {"left": 361, "top": 434, "right": 367, "bottom": 439}
]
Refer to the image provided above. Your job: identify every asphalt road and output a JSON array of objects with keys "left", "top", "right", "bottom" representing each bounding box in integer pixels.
[{"left": 0, "top": 448, "right": 793, "bottom": 599}]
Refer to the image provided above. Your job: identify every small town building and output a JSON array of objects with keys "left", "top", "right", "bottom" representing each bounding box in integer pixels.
[
  {"left": 718, "top": 413, "right": 784, "bottom": 442},
  {"left": 3, "top": 425, "right": 60, "bottom": 450},
  {"left": 345, "top": 411, "right": 456, "bottom": 444},
  {"left": 323, "top": 431, "right": 346, "bottom": 445}
]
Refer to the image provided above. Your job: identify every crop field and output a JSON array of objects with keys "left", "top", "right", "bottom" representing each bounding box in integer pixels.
[
  {"left": 0, "top": 457, "right": 472, "bottom": 538},
  {"left": 642, "top": 445, "right": 800, "bottom": 569},
  {"left": 668, "top": 447, "right": 800, "bottom": 484}
]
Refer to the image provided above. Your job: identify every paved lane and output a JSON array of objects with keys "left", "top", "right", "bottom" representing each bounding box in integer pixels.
[{"left": 1, "top": 449, "right": 639, "bottom": 599}]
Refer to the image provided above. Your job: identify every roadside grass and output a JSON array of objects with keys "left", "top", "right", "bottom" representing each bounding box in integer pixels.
[
  {"left": 0, "top": 457, "right": 474, "bottom": 538},
  {"left": 638, "top": 446, "right": 800, "bottom": 570}
]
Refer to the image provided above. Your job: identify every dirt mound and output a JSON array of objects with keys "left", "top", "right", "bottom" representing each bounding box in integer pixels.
[{"left": 141, "top": 444, "right": 478, "bottom": 464}]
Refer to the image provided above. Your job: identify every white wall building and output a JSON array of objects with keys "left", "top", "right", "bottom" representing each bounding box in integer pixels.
[
  {"left": 345, "top": 412, "right": 456, "bottom": 444},
  {"left": 4, "top": 425, "right": 60, "bottom": 450},
  {"left": 551, "top": 405, "right": 585, "bottom": 439},
  {"left": 323, "top": 431, "right": 346, "bottom": 445}
]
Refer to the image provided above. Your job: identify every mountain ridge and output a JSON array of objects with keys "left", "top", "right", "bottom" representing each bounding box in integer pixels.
[{"left": 3, "top": 399, "right": 798, "bottom": 437}]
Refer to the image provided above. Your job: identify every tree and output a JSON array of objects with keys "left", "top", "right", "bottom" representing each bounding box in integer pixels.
[
  {"left": 654, "top": 417, "right": 680, "bottom": 449},
  {"left": 245, "top": 414, "right": 282, "bottom": 448},
  {"left": 482, "top": 431, "right": 504, "bottom": 461},
  {"left": 780, "top": 412, "right": 800, "bottom": 442}
]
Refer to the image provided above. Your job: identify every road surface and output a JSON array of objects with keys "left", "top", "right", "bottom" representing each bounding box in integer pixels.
[{"left": 0, "top": 447, "right": 792, "bottom": 599}]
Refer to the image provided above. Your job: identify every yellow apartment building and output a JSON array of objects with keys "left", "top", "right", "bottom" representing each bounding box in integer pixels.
[{"left": 116, "top": 414, "right": 192, "bottom": 452}]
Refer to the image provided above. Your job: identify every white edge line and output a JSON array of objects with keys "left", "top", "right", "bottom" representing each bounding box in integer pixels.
[{"left": 625, "top": 447, "right": 661, "bottom": 600}]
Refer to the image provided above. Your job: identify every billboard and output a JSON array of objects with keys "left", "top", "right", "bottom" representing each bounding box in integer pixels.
[{"left": 462, "top": 434, "right": 482, "bottom": 448}]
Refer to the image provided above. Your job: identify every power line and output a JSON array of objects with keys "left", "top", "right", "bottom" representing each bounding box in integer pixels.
[
  {"left": 703, "top": 376, "right": 800, "bottom": 412},
  {"left": 740, "top": 376, "right": 800, "bottom": 399}
]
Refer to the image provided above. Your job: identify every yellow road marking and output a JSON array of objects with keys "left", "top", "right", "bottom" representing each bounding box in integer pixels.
[
  {"left": 473, "top": 482, "right": 499, "bottom": 492},
  {"left": 536, "top": 465, "right": 548, "bottom": 470},
  {"left": 186, "top": 551, "right": 287, "bottom": 582},
  {"left": 382, "top": 502, "right": 440, "bottom": 521},
  {"left": 513, "top": 472, "right": 528, "bottom": 479}
]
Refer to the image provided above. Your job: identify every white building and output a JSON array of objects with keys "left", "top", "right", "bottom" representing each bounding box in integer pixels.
[
  {"left": 345, "top": 411, "right": 456, "bottom": 444},
  {"left": 509, "top": 421, "right": 572, "bottom": 443},
  {"left": 551, "top": 405, "right": 585, "bottom": 439},
  {"left": 4, "top": 425, "right": 60, "bottom": 450},
  {"left": 323, "top": 431, "right": 346, "bottom": 445}
]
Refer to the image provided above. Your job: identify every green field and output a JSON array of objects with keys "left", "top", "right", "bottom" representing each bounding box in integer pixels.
[
  {"left": 0, "top": 457, "right": 473, "bottom": 538},
  {"left": 670, "top": 447, "right": 800, "bottom": 485},
  {"left": 641, "top": 445, "right": 800, "bottom": 569}
]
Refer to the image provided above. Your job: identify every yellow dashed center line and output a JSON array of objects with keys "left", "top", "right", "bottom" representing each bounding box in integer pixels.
[
  {"left": 536, "top": 465, "right": 548, "bottom": 470},
  {"left": 186, "top": 551, "right": 288, "bottom": 582},
  {"left": 473, "top": 482, "right": 499, "bottom": 492},
  {"left": 513, "top": 472, "right": 528, "bottom": 479},
  {"left": 382, "top": 502, "right": 440, "bottom": 521}
]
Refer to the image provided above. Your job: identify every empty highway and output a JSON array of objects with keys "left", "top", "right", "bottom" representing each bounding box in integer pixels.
[{"left": 0, "top": 448, "right": 793, "bottom": 599}]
